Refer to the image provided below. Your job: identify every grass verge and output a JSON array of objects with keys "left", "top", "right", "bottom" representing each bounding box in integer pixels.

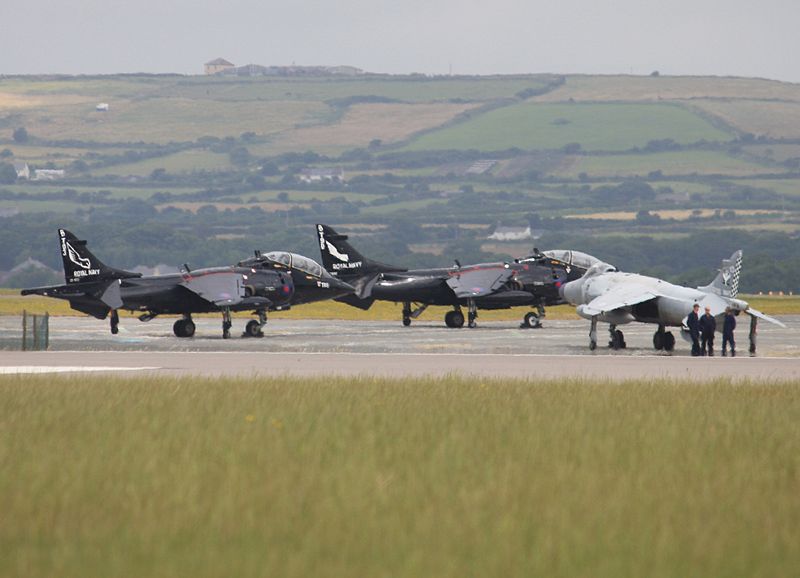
[{"left": 1, "top": 375, "right": 798, "bottom": 577}]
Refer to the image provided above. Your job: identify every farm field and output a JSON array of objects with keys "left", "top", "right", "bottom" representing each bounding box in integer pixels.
[
  {"left": 687, "top": 100, "right": 800, "bottom": 139},
  {"left": 240, "top": 189, "right": 386, "bottom": 203},
  {"left": 566, "top": 208, "right": 788, "bottom": 221},
  {"left": 0, "top": 75, "right": 555, "bottom": 103},
  {"left": 9, "top": 99, "right": 328, "bottom": 144},
  {"left": 532, "top": 74, "right": 800, "bottom": 103},
  {"left": 249, "top": 102, "right": 480, "bottom": 156},
  {"left": 555, "top": 150, "right": 772, "bottom": 179},
  {"left": 0, "top": 183, "right": 202, "bottom": 200},
  {"left": 91, "top": 150, "right": 234, "bottom": 176},
  {"left": 403, "top": 102, "right": 732, "bottom": 152},
  {"left": 734, "top": 178, "right": 800, "bottom": 197},
  {"left": 1, "top": 374, "right": 798, "bottom": 577}
]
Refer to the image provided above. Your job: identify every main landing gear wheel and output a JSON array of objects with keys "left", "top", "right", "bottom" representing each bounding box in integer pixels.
[
  {"left": 653, "top": 326, "right": 675, "bottom": 352},
  {"left": 173, "top": 318, "right": 196, "bottom": 338},
  {"left": 245, "top": 319, "right": 264, "bottom": 338},
  {"left": 402, "top": 315, "right": 411, "bottom": 327},
  {"left": 110, "top": 310, "right": 120, "bottom": 335},
  {"left": 445, "top": 310, "right": 465, "bottom": 328}
]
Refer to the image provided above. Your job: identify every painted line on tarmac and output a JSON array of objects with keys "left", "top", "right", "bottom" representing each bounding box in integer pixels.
[{"left": 0, "top": 366, "right": 161, "bottom": 374}]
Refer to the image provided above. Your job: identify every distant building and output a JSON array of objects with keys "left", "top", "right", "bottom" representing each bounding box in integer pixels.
[
  {"left": 13, "top": 162, "right": 29, "bottom": 180},
  {"left": 465, "top": 160, "right": 498, "bottom": 175},
  {"left": 324, "top": 65, "right": 363, "bottom": 76},
  {"left": 232, "top": 64, "right": 271, "bottom": 77},
  {"left": 298, "top": 167, "right": 345, "bottom": 183},
  {"left": 487, "top": 225, "right": 535, "bottom": 241},
  {"left": 213, "top": 63, "right": 364, "bottom": 77},
  {"left": 95, "top": 102, "right": 109, "bottom": 111},
  {"left": 33, "top": 169, "right": 65, "bottom": 181},
  {"left": 205, "top": 58, "right": 235, "bottom": 75}
]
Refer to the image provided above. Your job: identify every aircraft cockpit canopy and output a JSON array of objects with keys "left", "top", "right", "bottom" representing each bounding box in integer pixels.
[
  {"left": 264, "top": 251, "right": 325, "bottom": 277},
  {"left": 543, "top": 250, "right": 601, "bottom": 270}
]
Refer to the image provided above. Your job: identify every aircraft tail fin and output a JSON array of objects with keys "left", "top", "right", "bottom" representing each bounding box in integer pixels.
[
  {"left": 315, "top": 224, "right": 405, "bottom": 277},
  {"left": 58, "top": 229, "right": 141, "bottom": 285},
  {"left": 698, "top": 250, "right": 742, "bottom": 298}
]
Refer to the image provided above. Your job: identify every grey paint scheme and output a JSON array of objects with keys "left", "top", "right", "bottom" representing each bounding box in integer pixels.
[{"left": 561, "top": 250, "right": 785, "bottom": 352}]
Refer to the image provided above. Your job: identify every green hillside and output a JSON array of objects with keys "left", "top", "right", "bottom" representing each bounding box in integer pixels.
[
  {"left": 2, "top": 72, "right": 800, "bottom": 290},
  {"left": 404, "top": 102, "right": 732, "bottom": 152}
]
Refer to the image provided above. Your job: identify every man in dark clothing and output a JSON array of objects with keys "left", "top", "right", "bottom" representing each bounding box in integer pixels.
[
  {"left": 687, "top": 303, "right": 701, "bottom": 356},
  {"left": 722, "top": 307, "right": 736, "bottom": 357},
  {"left": 698, "top": 306, "right": 717, "bottom": 356}
]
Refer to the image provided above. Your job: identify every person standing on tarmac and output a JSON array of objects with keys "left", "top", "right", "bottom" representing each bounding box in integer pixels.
[
  {"left": 722, "top": 307, "right": 737, "bottom": 357},
  {"left": 699, "top": 305, "right": 717, "bottom": 356},
  {"left": 687, "top": 303, "right": 701, "bottom": 356}
]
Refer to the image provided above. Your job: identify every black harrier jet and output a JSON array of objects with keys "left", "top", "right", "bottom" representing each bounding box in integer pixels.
[
  {"left": 22, "top": 229, "right": 353, "bottom": 338},
  {"left": 315, "top": 224, "right": 597, "bottom": 328}
]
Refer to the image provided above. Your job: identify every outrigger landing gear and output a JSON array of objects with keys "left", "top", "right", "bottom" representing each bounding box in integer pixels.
[
  {"left": 110, "top": 310, "right": 119, "bottom": 335},
  {"left": 444, "top": 308, "right": 465, "bottom": 328},
  {"left": 521, "top": 303, "right": 545, "bottom": 329},
  {"left": 589, "top": 316, "right": 598, "bottom": 351},
  {"left": 608, "top": 324, "right": 626, "bottom": 350},
  {"left": 173, "top": 314, "right": 196, "bottom": 338},
  {"left": 653, "top": 324, "right": 675, "bottom": 352},
  {"left": 749, "top": 315, "right": 758, "bottom": 355},
  {"left": 244, "top": 310, "right": 267, "bottom": 338},
  {"left": 401, "top": 302, "right": 429, "bottom": 327},
  {"left": 222, "top": 307, "right": 232, "bottom": 339},
  {"left": 467, "top": 299, "right": 478, "bottom": 329}
]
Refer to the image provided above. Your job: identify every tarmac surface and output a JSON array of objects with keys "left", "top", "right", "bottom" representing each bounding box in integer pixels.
[{"left": 1, "top": 315, "right": 799, "bottom": 380}]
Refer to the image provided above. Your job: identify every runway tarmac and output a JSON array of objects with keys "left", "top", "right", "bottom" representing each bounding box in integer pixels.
[{"left": 1, "top": 315, "right": 798, "bottom": 380}]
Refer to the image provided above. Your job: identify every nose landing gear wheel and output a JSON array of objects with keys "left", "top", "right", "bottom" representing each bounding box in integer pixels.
[
  {"left": 609, "top": 329, "right": 626, "bottom": 350},
  {"left": 245, "top": 319, "right": 264, "bottom": 338},
  {"left": 402, "top": 315, "right": 411, "bottom": 327},
  {"left": 522, "top": 312, "right": 542, "bottom": 329}
]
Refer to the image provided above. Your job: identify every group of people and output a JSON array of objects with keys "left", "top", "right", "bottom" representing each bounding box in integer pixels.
[{"left": 686, "top": 303, "right": 737, "bottom": 357}]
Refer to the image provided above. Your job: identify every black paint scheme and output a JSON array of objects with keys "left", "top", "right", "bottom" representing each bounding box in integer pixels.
[
  {"left": 21, "top": 229, "right": 352, "bottom": 338},
  {"left": 316, "top": 224, "right": 594, "bottom": 328}
]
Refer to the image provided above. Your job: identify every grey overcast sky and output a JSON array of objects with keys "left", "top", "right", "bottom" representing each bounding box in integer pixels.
[{"left": 1, "top": 0, "right": 798, "bottom": 81}]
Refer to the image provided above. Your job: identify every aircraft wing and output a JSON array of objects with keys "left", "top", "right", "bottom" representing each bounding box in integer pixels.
[
  {"left": 180, "top": 273, "right": 245, "bottom": 306},
  {"left": 581, "top": 283, "right": 658, "bottom": 316},
  {"left": 746, "top": 306, "right": 787, "bottom": 328},
  {"left": 446, "top": 267, "right": 514, "bottom": 298}
]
